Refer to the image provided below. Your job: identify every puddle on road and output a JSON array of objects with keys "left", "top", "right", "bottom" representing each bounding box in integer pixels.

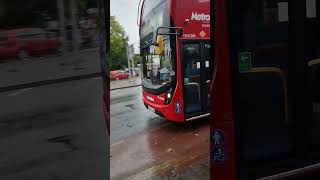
[{"left": 125, "top": 104, "right": 136, "bottom": 109}]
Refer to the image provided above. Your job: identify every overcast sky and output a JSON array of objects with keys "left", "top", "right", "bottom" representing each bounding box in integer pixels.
[{"left": 111, "top": 0, "right": 140, "bottom": 53}]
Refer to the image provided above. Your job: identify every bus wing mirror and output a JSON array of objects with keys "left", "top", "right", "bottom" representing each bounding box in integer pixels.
[{"left": 154, "top": 35, "right": 164, "bottom": 55}]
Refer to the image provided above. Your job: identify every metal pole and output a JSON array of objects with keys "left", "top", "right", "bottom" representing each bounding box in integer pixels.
[
  {"left": 70, "top": 0, "right": 80, "bottom": 53},
  {"left": 131, "top": 46, "right": 136, "bottom": 77},
  {"left": 127, "top": 46, "right": 132, "bottom": 78},
  {"left": 57, "top": 0, "right": 66, "bottom": 54}
]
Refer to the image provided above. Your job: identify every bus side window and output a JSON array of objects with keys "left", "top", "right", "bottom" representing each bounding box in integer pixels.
[
  {"left": 234, "top": 0, "right": 292, "bottom": 168},
  {"left": 306, "top": 0, "right": 317, "bottom": 18},
  {"left": 307, "top": 1, "right": 320, "bottom": 148}
]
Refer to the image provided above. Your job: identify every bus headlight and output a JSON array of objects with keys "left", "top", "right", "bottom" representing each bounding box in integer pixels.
[{"left": 165, "top": 92, "right": 172, "bottom": 104}]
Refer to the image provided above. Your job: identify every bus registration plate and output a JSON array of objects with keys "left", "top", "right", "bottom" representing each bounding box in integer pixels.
[{"left": 148, "top": 106, "right": 155, "bottom": 113}]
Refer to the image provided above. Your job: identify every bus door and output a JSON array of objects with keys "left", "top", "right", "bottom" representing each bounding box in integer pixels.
[
  {"left": 182, "top": 41, "right": 211, "bottom": 120},
  {"left": 212, "top": 0, "right": 320, "bottom": 179}
]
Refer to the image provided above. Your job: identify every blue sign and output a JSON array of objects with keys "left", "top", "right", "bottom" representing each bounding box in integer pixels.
[
  {"left": 175, "top": 102, "right": 180, "bottom": 113},
  {"left": 211, "top": 130, "right": 226, "bottom": 164},
  {"left": 211, "top": 130, "right": 224, "bottom": 146},
  {"left": 211, "top": 147, "right": 225, "bottom": 163}
]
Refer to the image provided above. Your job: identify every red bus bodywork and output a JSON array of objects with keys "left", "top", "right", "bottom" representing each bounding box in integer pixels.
[
  {"left": 98, "top": 0, "right": 109, "bottom": 134},
  {"left": 211, "top": 0, "right": 237, "bottom": 179},
  {"left": 212, "top": 0, "right": 320, "bottom": 179},
  {"left": 102, "top": 80, "right": 110, "bottom": 133},
  {"left": 139, "top": 0, "right": 210, "bottom": 122}
]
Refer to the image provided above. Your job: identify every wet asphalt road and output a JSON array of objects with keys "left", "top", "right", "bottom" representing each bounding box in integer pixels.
[
  {"left": 110, "top": 86, "right": 164, "bottom": 144},
  {"left": 0, "top": 77, "right": 108, "bottom": 180},
  {"left": 110, "top": 86, "right": 209, "bottom": 180}
]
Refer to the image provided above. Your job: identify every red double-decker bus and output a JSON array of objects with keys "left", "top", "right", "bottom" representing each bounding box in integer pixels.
[
  {"left": 138, "top": 0, "right": 211, "bottom": 122},
  {"left": 212, "top": 0, "right": 320, "bottom": 179}
]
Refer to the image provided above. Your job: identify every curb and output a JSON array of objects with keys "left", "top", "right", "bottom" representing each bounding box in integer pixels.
[
  {"left": 0, "top": 73, "right": 101, "bottom": 93},
  {"left": 110, "top": 84, "right": 141, "bottom": 91}
]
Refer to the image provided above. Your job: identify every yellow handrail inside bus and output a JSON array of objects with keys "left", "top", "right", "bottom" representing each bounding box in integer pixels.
[
  {"left": 308, "top": 58, "right": 320, "bottom": 67},
  {"left": 154, "top": 35, "right": 164, "bottom": 55}
]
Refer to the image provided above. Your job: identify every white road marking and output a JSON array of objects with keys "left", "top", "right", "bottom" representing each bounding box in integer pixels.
[{"left": 8, "top": 88, "right": 33, "bottom": 97}]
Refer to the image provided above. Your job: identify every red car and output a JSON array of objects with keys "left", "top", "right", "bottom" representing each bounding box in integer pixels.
[
  {"left": 110, "top": 70, "right": 129, "bottom": 80},
  {"left": 0, "top": 28, "right": 60, "bottom": 59}
]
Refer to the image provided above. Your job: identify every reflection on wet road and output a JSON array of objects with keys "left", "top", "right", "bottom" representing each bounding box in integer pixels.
[{"left": 110, "top": 87, "right": 209, "bottom": 180}]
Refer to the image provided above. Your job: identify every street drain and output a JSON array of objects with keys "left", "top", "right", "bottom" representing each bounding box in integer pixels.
[
  {"left": 125, "top": 104, "right": 136, "bottom": 109},
  {"left": 126, "top": 124, "right": 133, "bottom": 127}
]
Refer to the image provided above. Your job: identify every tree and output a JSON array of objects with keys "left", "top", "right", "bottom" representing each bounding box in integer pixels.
[
  {"left": 110, "top": 16, "right": 128, "bottom": 70},
  {"left": 0, "top": 0, "right": 97, "bottom": 29},
  {"left": 133, "top": 55, "right": 141, "bottom": 66}
]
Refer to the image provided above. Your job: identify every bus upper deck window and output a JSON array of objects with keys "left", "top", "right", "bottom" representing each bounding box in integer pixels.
[
  {"left": 263, "top": 1, "right": 278, "bottom": 24},
  {"left": 277, "top": 2, "right": 288, "bottom": 22},
  {"left": 307, "top": 0, "right": 317, "bottom": 18},
  {"left": 263, "top": 0, "right": 288, "bottom": 24}
]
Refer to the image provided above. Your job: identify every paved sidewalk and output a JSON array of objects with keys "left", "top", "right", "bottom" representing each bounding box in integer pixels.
[
  {"left": 0, "top": 48, "right": 100, "bottom": 88},
  {"left": 110, "top": 77, "right": 141, "bottom": 90},
  {"left": 153, "top": 160, "right": 209, "bottom": 180}
]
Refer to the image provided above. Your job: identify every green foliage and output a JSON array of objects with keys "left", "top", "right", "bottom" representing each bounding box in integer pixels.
[
  {"left": 133, "top": 55, "right": 142, "bottom": 66},
  {"left": 110, "top": 16, "right": 128, "bottom": 70},
  {"left": 0, "top": 0, "right": 97, "bottom": 28}
]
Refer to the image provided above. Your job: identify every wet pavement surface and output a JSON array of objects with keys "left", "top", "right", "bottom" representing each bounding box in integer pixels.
[
  {"left": 154, "top": 160, "right": 209, "bottom": 180},
  {"left": 110, "top": 87, "right": 209, "bottom": 180},
  {"left": 0, "top": 77, "right": 108, "bottom": 180}
]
